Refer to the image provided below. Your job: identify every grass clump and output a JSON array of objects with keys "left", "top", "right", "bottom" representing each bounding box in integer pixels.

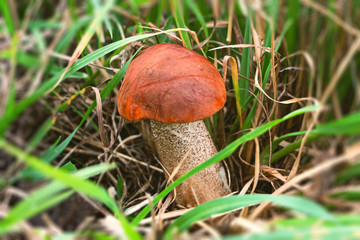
[{"left": 0, "top": 0, "right": 360, "bottom": 239}]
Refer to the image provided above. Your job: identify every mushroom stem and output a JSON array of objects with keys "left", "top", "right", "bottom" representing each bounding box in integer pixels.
[{"left": 150, "top": 120, "right": 229, "bottom": 207}]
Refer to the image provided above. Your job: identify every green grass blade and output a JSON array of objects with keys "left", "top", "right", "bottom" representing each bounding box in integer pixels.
[
  {"left": 0, "top": 0, "right": 15, "bottom": 36},
  {"left": 268, "top": 135, "right": 318, "bottom": 164},
  {"left": 331, "top": 190, "right": 360, "bottom": 201},
  {"left": 0, "top": 140, "right": 141, "bottom": 239},
  {"left": 0, "top": 51, "right": 87, "bottom": 80},
  {"left": 185, "top": 0, "right": 209, "bottom": 38},
  {"left": 262, "top": 111, "right": 360, "bottom": 163},
  {"left": 164, "top": 194, "right": 334, "bottom": 238},
  {"left": 313, "top": 111, "right": 360, "bottom": 135},
  {"left": 239, "top": 16, "right": 251, "bottom": 108},
  {"left": 40, "top": 126, "right": 78, "bottom": 162},
  {"left": 156, "top": 0, "right": 165, "bottom": 28},
  {"left": 274, "top": 214, "right": 360, "bottom": 228},
  {"left": 0, "top": 140, "right": 120, "bottom": 215},
  {"left": 286, "top": 0, "right": 301, "bottom": 54},
  {"left": 0, "top": 163, "right": 117, "bottom": 235},
  {"left": 27, "top": 117, "right": 55, "bottom": 151},
  {"left": 91, "top": 0, "right": 113, "bottom": 38},
  {"left": 0, "top": 191, "right": 73, "bottom": 235},
  {"left": 171, "top": 0, "right": 192, "bottom": 49},
  {"left": 28, "top": 20, "right": 62, "bottom": 30},
  {"left": 223, "top": 226, "right": 360, "bottom": 240},
  {"left": 335, "top": 162, "right": 360, "bottom": 184}
]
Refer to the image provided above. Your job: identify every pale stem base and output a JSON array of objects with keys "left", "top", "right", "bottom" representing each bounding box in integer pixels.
[{"left": 150, "top": 120, "right": 229, "bottom": 207}]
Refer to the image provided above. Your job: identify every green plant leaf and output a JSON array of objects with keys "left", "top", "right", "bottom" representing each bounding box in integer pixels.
[
  {"left": 0, "top": 162, "right": 115, "bottom": 235},
  {"left": 261, "top": 111, "right": 360, "bottom": 163},
  {"left": 171, "top": 0, "right": 192, "bottom": 49},
  {"left": 164, "top": 194, "right": 334, "bottom": 239},
  {"left": 223, "top": 226, "right": 360, "bottom": 240},
  {"left": 185, "top": 0, "right": 209, "bottom": 38},
  {"left": 0, "top": 140, "right": 141, "bottom": 239}
]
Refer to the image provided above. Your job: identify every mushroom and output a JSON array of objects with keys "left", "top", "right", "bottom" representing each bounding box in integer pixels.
[{"left": 117, "top": 43, "right": 229, "bottom": 207}]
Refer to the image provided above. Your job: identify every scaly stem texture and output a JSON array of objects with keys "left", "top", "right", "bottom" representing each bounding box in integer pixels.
[{"left": 151, "top": 120, "right": 229, "bottom": 207}]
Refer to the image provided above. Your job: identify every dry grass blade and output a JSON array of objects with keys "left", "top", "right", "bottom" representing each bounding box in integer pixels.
[
  {"left": 186, "top": 29, "right": 206, "bottom": 56},
  {"left": 287, "top": 112, "right": 318, "bottom": 180},
  {"left": 114, "top": 7, "right": 148, "bottom": 25},
  {"left": 239, "top": 178, "right": 254, "bottom": 196},
  {"left": 140, "top": 208, "right": 191, "bottom": 225},
  {"left": 240, "top": 137, "right": 260, "bottom": 218},
  {"left": 301, "top": 0, "right": 360, "bottom": 37},
  {"left": 230, "top": 217, "right": 263, "bottom": 233},
  {"left": 266, "top": 12, "right": 278, "bottom": 119},
  {"left": 142, "top": 25, "right": 183, "bottom": 44},
  {"left": 242, "top": 23, "right": 264, "bottom": 164},
  {"left": 91, "top": 87, "right": 108, "bottom": 148},
  {"left": 223, "top": 56, "right": 242, "bottom": 128},
  {"left": 87, "top": 45, "right": 111, "bottom": 79},
  {"left": 226, "top": 0, "right": 234, "bottom": 44},
  {"left": 166, "top": 150, "right": 191, "bottom": 185},
  {"left": 279, "top": 50, "right": 315, "bottom": 78},
  {"left": 261, "top": 166, "right": 287, "bottom": 182},
  {"left": 124, "top": 195, "right": 158, "bottom": 216},
  {"left": 205, "top": 20, "right": 228, "bottom": 28},
  {"left": 249, "top": 143, "right": 360, "bottom": 220},
  {"left": 238, "top": 0, "right": 248, "bottom": 16},
  {"left": 250, "top": 137, "right": 260, "bottom": 194},
  {"left": 113, "top": 151, "right": 163, "bottom": 173},
  {"left": 212, "top": 0, "right": 219, "bottom": 23},
  {"left": 99, "top": 215, "right": 127, "bottom": 239},
  {"left": 210, "top": 44, "right": 275, "bottom": 54},
  {"left": 194, "top": 221, "right": 221, "bottom": 239}
]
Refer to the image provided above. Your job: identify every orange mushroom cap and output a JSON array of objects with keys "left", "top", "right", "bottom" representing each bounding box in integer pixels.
[{"left": 117, "top": 43, "right": 226, "bottom": 123}]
